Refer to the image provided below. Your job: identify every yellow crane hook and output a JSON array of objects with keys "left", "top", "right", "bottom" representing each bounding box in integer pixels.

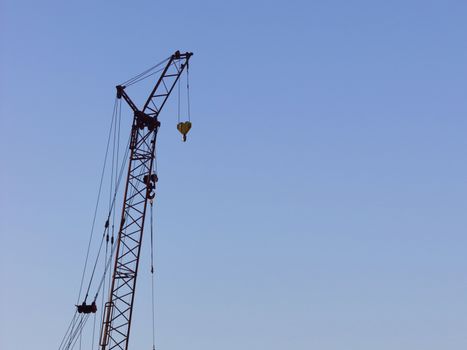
[{"left": 177, "top": 121, "right": 192, "bottom": 142}]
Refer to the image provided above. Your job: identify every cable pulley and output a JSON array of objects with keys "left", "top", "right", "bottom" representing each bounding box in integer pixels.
[{"left": 144, "top": 173, "right": 158, "bottom": 199}]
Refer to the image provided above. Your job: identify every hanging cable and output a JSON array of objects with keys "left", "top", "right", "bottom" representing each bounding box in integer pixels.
[
  {"left": 78, "top": 325, "right": 82, "bottom": 350},
  {"left": 92, "top": 137, "right": 132, "bottom": 300},
  {"left": 58, "top": 311, "right": 78, "bottom": 350},
  {"left": 150, "top": 199, "right": 156, "bottom": 350},
  {"left": 85, "top": 133, "right": 131, "bottom": 303},
  {"left": 76, "top": 97, "right": 118, "bottom": 305},
  {"left": 177, "top": 72, "right": 181, "bottom": 124},
  {"left": 61, "top": 313, "right": 86, "bottom": 350},
  {"left": 114, "top": 98, "right": 122, "bottom": 245},
  {"left": 67, "top": 314, "right": 90, "bottom": 350},
  {"left": 96, "top": 222, "right": 109, "bottom": 350},
  {"left": 83, "top": 231, "right": 107, "bottom": 301},
  {"left": 61, "top": 97, "right": 127, "bottom": 350},
  {"left": 187, "top": 63, "right": 191, "bottom": 122},
  {"left": 91, "top": 312, "right": 97, "bottom": 350}
]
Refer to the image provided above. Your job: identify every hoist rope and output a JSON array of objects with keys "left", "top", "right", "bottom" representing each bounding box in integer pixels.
[
  {"left": 67, "top": 314, "right": 82, "bottom": 349},
  {"left": 177, "top": 62, "right": 191, "bottom": 124},
  {"left": 78, "top": 325, "right": 82, "bottom": 350},
  {"left": 109, "top": 98, "right": 117, "bottom": 212},
  {"left": 187, "top": 63, "right": 191, "bottom": 122},
  {"left": 114, "top": 98, "right": 122, "bottom": 243},
  {"left": 177, "top": 71, "right": 181, "bottom": 123},
  {"left": 85, "top": 129, "right": 131, "bottom": 303},
  {"left": 82, "top": 100, "right": 131, "bottom": 303},
  {"left": 68, "top": 314, "right": 89, "bottom": 350},
  {"left": 60, "top": 98, "right": 128, "bottom": 350},
  {"left": 58, "top": 311, "right": 78, "bottom": 350},
  {"left": 90, "top": 134, "right": 132, "bottom": 300},
  {"left": 92, "top": 234, "right": 119, "bottom": 301},
  {"left": 150, "top": 199, "right": 156, "bottom": 350},
  {"left": 60, "top": 313, "right": 88, "bottom": 350},
  {"left": 91, "top": 312, "right": 97, "bottom": 350},
  {"left": 76, "top": 96, "right": 118, "bottom": 305},
  {"left": 94, "top": 140, "right": 130, "bottom": 301},
  {"left": 83, "top": 231, "right": 107, "bottom": 301}
]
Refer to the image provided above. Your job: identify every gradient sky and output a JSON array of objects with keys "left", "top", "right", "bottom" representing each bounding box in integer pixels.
[{"left": 1, "top": 1, "right": 467, "bottom": 349}]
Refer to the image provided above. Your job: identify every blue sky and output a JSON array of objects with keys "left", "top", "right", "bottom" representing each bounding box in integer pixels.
[{"left": 1, "top": 1, "right": 466, "bottom": 349}]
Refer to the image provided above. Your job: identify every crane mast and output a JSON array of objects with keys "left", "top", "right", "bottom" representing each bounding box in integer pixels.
[{"left": 99, "top": 51, "right": 193, "bottom": 350}]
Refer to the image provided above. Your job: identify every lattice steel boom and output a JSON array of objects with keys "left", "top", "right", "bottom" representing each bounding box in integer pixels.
[{"left": 99, "top": 51, "right": 193, "bottom": 350}]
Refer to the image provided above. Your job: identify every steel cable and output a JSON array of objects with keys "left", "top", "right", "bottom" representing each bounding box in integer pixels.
[
  {"left": 76, "top": 97, "right": 119, "bottom": 305},
  {"left": 120, "top": 57, "right": 169, "bottom": 87}
]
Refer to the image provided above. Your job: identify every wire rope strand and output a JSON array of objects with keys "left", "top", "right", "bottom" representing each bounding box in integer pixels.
[
  {"left": 110, "top": 96, "right": 117, "bottom": 210},
  {"left": 60, "top": 93, "right": 127, "bottom": 349},
  {"left": 91, "top": 138, "right": 130, "bottom": 301},
  {"left": 187, "top": 63, "right": 191, "bottom": 122},
  {"left": 58, "top": 311, "right": 78, "bottom": 350},
  {"left": 88, "top": 133, "right": 130, "bottom": 302},
  {"left": 63, "top": 313, "right": 84, "bottom": 350},
  {"left": 150, "top": 200, "right": 156, "bottom": 350},
  {"left": 116, "top": 99, "right": 122, "bottom": 215},
  {"left": 68, "top": 314, "right": 90, "bottom": 350},
  {"left": 86, "top": 112, "right": 122, "bottom": 299},
  {"left": 91, "top": 312, "right": 97, "bottom": 350},
  {"left": 97, "top": 231, "right": 109, "bottom": 348},
  {"left": 121, "top": 57, "right": 170, "bottom": 86},
  {"left": 67, "top": 313, "right": 82, "bottom": 348},
  {"left": 122, "top": 60, "right": 164, "bottom": 85},
  {"left": 123, "top": 62, "right": 165, "bottom": 86},
  {"left": 76, "top": 97, "right": 118, "bottom": 304},
  {"left": 177, "top": 72, "right": 181, "bottom": 123},
  {"left": 124, "top": 66, "right": 166, "bottom": 87},
  {"left": 84, "top": 231, "right": 107, "bottom": 300}
]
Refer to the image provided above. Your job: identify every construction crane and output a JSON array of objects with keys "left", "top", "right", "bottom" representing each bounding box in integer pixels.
[
  {"left": 59, "top": 50, "right": 193, "bottom": 350},
  {"left": 100, "top": 50, "right": 192, "bottom": 350}
]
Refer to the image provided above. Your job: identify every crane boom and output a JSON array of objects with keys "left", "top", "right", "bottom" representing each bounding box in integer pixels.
[{"left": 100, "top": 51, "right": 193, "bottom": 350}]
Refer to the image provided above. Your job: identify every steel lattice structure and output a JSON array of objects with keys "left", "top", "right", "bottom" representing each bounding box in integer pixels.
[{"left": 100, "top": 51, "right": 193, "bottom": 350}]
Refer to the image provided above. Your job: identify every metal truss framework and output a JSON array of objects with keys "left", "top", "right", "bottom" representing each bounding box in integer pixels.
[{"left": 100, "top": 51, "right": 193, "bottom": 350}]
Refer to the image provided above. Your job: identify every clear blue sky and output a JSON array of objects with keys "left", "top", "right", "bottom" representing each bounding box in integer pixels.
[{"left": 1, "top": 1, "right": 466, "bottom": 349}]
